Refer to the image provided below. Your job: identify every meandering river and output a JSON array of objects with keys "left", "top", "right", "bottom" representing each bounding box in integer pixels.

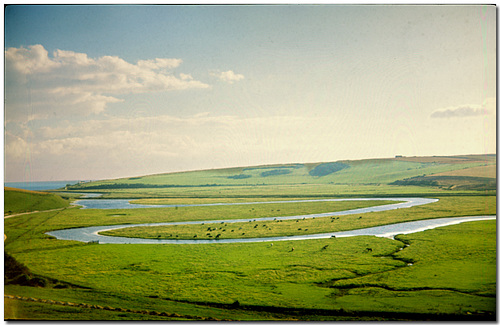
[{"left": 46, "top": 197, "right": 496, "bottom": 244}]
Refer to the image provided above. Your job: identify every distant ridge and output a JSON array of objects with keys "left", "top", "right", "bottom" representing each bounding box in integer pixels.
[{"left": 65, "top": 154, "right": 495, "bottom": 191}]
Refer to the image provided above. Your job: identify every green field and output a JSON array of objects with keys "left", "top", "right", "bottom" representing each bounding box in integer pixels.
[
  {"left": 4, "top": 187, "right": 71, "bottom": 216},
  {"left": 4, "top": 154, "right": 496, "bottom": 320}
]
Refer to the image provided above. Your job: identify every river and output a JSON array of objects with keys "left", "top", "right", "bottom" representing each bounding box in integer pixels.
[{"left": 45, "top": 197, "right": 496, "bottom": 244}]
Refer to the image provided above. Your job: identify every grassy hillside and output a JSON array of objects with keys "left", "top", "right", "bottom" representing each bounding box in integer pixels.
[
  {"left": 65, "top": 154, "right": 495, "bottom": 191},
  {"left": 4, "top": 187, "right": 70, "bottom": 215}
]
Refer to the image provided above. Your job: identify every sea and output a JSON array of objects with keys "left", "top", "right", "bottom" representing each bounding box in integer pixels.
[{"left": 4, "top": 180, "right": 85, "bottom": 191}]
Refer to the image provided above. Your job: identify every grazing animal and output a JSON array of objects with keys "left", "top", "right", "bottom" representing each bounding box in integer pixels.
[
  {"left": 322, "top": 245, "right": 329, "bottom": 250},
  {"left": 366, "top": 248, "right": 372, "bottom": 252},
  {"left": 291, "top": 247, "right": 295, "bottom": 252},
  {"left": 215, "top": 234, "right": 221, "bottom": 239}
]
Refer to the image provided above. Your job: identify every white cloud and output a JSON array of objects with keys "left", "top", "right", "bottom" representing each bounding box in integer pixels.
[
  {"left": 137, "top": 58, "right": 183, "bottom": 70},
  {"left": 5, "top": 45, "right": 210, "bottom": 121},
  {"left": 211, "top": 70, "right": 245, "bottom": 84},
  {"left": 4, "top": 132, "right": 30, "bottom": 161},
  {"left": 5, "top": 44, "right": 60, "bottom": 74},
  {"left": 180, "top": 73, "right": 194, "bottom": 80},
  {"left": 430, "top": 98, "right": 496, "bottom": 118}
]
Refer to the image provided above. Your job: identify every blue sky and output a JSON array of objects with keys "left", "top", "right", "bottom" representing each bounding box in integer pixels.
[{"left": 4, "top": 5, "right": 496, "bottom": 182}]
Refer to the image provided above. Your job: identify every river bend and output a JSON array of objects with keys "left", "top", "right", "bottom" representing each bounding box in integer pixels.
[{"left": 46, "top": 197, "right": 495, "bottom": 244}]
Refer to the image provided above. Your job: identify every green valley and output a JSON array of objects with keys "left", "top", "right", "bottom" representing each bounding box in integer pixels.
[{"left": 4, "top": 154, "right": 496, "bottom": 320}]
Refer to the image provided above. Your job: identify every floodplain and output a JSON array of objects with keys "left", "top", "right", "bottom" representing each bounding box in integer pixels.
[{"left": 4, "top": 154, "right": 496, "bottom": 320}]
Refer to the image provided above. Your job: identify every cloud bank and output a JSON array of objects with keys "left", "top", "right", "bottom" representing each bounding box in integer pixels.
[
  {"left": 430, "top": 98, "right": 496, "bottom": 118},
  {"left": 5, "top": 45, "right": 210, "bottom": 121},
  {"left": 5, "top": 113, "right": 328, "bottom": 181}
]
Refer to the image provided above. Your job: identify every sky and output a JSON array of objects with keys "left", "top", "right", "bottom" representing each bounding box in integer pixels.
[{"left": 4, "top": 4, "right": 496, "bottom": 182}]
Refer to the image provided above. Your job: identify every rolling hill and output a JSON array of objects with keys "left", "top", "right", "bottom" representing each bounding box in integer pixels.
[
  {"left": 4, "top": 187, "right": 70, "bottom": 215},
  {"left": 66, "top": 154, "right": 496, "bottom": 191}
]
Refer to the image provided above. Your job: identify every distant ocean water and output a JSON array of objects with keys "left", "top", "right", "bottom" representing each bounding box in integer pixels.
[{"left": 4, "top": 180, "right": 84, "bottom": 191}]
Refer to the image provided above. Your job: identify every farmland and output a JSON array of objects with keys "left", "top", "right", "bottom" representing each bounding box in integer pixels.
[{"left": 4, "top": 154, "right": 496, "bottom": 320}]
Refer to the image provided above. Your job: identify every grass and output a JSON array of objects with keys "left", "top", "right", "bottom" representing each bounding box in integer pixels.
[
  {"left": 4, "top": 154, "right": 496, "bottom": 320},
  {"left": 4, "top": 190, "right": 496, "bottom": 320},
  {"left": 5, "top": 220, "right": 495, "bottom": 319},
  {"left": 324, "top": 220, "right": 496, "bottom": 315},
  {"left": 4, "top": 195, "right": 495, "bottom": 243},
  {"left": 100, "top": 196, "right": 496, "bottom": 240},
  {"left": 101, "top": 199, "right": 396, "bottom": 239},
  {"left": 4, "top": 285, "right": 286, "bottom": 321},
  {"left": 58, "top": 182, "right": 495, "bottom": 200},
  {"left": 431, "top": 164, "right": 496, "bottom": 178},
  {"left": 66, "top": 154, "right": 495, "bottom": 189},
  {"left": 4, "top": 187, "right": 70, "bottom": 215}
]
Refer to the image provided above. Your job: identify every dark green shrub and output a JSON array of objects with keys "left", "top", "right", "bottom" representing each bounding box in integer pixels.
[
  {"left": 227, "top": 174, "right": 252, "bottom": 179},
  {"left": 11, "top": 274, "right": 31, "bottom": 286},
  {"left": 29, "top": 277, "right": 48, "bottom": 287},
  {"left": 309, "top": 162, "right": 350, "bottom": 177}
]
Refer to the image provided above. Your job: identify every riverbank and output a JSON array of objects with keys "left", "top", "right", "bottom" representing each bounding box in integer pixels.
[{"left": 45, "top": 196, "right": 497, "bottom": 245}]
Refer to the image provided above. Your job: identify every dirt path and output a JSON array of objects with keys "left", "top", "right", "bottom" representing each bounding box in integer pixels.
[{"left": 4, "top": 206, "right": 77, "bottom": 219}]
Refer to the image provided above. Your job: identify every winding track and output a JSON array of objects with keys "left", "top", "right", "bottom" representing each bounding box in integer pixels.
[{"left": 44, "top": 197, "right": 495, "bottom": 244}]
